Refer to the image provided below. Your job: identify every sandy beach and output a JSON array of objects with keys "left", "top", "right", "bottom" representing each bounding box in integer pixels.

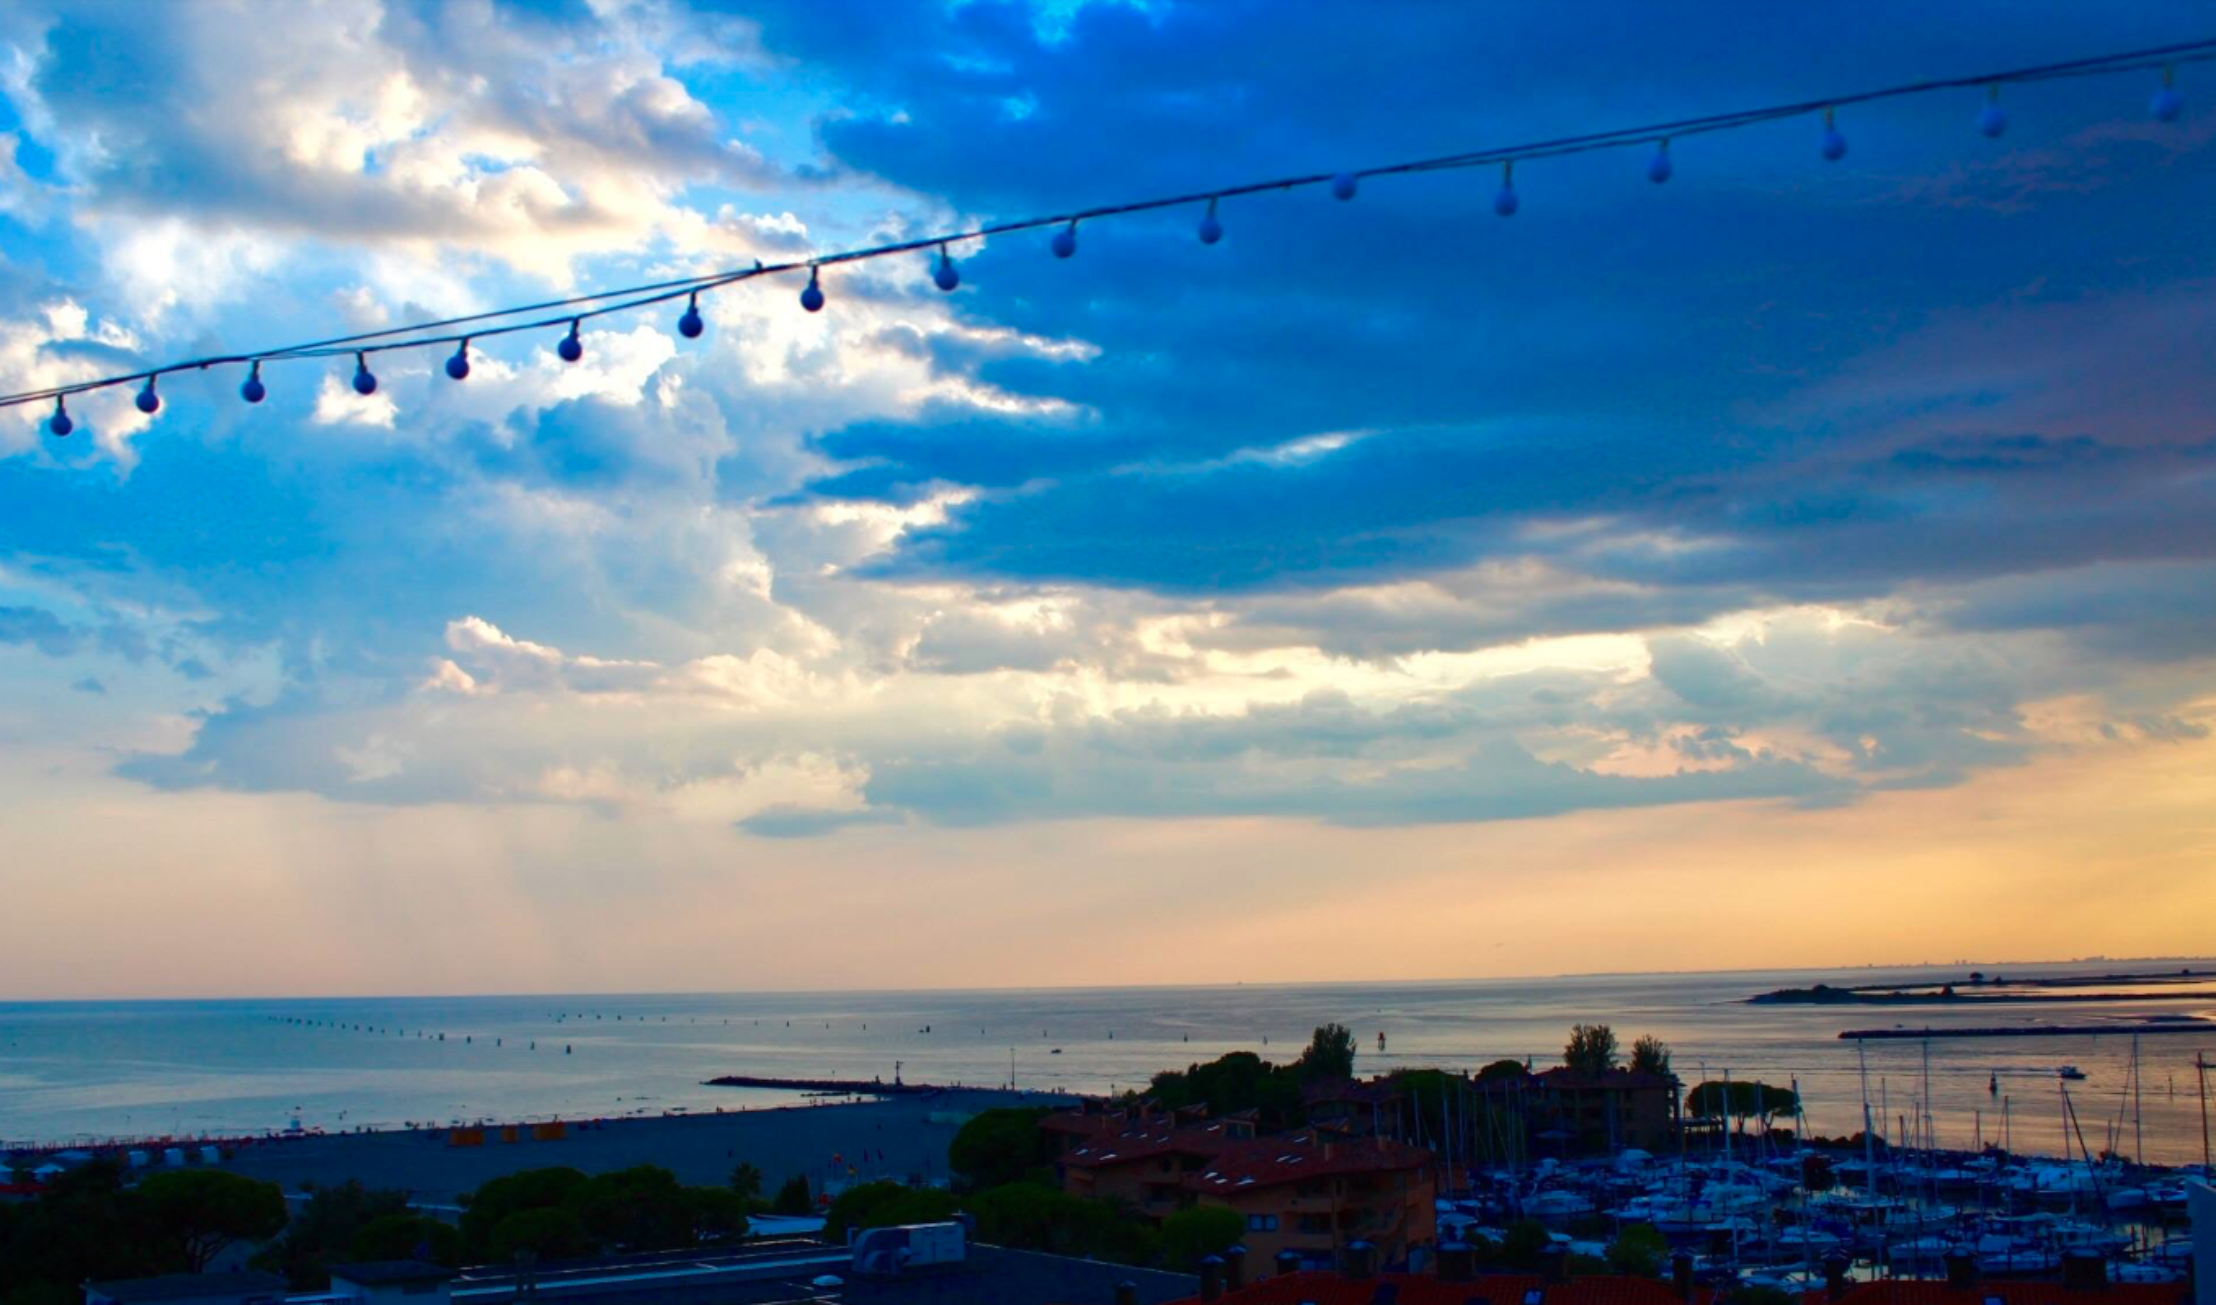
[{"left": 222, "top": 1088, "right": 1072, "bottom": 1204}]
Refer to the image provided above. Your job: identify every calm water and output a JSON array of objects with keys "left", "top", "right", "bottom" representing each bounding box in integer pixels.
[{"left": 5, "top": 961, "right": 2213, "bottom": 1162}]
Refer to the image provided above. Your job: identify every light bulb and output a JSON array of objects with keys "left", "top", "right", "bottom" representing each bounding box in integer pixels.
[
  {"left": 1331, "top": 172, "right": 1358, "bottom": 201},
  {"left": 933, "top": 246, "right": 960, "bottom": 292},
  {"left": 2152, "top": 69, "right": 2183, "bottom": 123},
  {"left": 678, "top": 294, "right": 704, "bottom": 338},
  {"left": 1978, "top": 85, "right": 2007, "bottom": 138},
  {"left": 1051, "top": 221, "right": 1078, "bottom": 259},
  {"left": 558, "top": 320, "right": 583, "bottom": 363},
  {"left": 1646, "top": 140, "right": 1673, "bottom": 184},
  {"left": 1494, "top": 162, "right": 1519, "bottom": 217},
  {"left": 446, "top": 342, "right": 471, "bottom": 380},
  {"left": 48, "top": 397, "right": 71, "bottom": 436},
  {"left": 136, "top": 377, "right": 160, "bottom": 414},
  {"left": 1197, "top": 197, "right": 1223, "bottom": 245},
  {"left": 1821, "top": 108, "right": 1848, "bottom": 161},
  {"left": 352, "top": 354, "right": 377, "bottom": 396},
  {"left": 240, "top": 362, "right": 266, "bottom": 404},
  {"left": 800, "top": 268, "right": 825, "bottom": 313}
]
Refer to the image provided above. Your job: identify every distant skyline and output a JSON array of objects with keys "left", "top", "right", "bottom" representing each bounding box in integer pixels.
[{"left": 3, "top": 2, "right": 2214, "bottom": 999}]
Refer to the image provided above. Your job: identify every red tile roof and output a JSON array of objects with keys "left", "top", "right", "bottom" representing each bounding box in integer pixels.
[
  {"left": 1061, "top": 1119, "right": 1238, "bottom": 1170},
  {"left": 1186, "top": 1130, "right": 1431, "bottom": 1193},
  {"left": 1168, "top": 1271, "right": 1716, "bottom": 1305},
  {"left": 1810, "top": 1283, "right": 2188, "bottom": 1305}
]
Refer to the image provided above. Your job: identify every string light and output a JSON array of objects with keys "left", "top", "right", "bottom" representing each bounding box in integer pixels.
[
  {"left": 48, "top": 397, "right": 70, "bottom": 436},
  {"left": 1979, "top": 83, "right": 2009, "bottom": 137},
  {"left": 2153, "top": 66, "right": 2184, "bottom": 121},
  {"left": 12, "top": 36, "right": 2215, "bottom": 433}
]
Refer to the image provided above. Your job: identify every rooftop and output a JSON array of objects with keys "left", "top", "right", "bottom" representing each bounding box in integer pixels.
[
  {"left": 84, "top": 1275, "right": 288, "bottom": 1304},
  {"left": 1187, "top": 1130, "right": 1429, "bottom": 1193},
  {"left": 1165, "top": 1271, "right": 1717, "bottom": 1305},
  {"left": 328, "top": 1262, "right": 456, "bottom": 1286}
]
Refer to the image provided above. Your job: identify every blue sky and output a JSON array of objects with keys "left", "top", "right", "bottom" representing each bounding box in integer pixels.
[{"left": 1, "top": 1, "right": 2213, "bottom": 996}]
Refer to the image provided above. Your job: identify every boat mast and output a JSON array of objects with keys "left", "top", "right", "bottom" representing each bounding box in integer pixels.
[
  {"left": 2198, "top": 1052, "right": 2210, "bottom": 1173},
  {"left": 2131, "top": 1034, "right": 2143, "bottom": 1168}
]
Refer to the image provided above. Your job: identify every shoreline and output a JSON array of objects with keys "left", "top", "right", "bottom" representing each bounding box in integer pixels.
[{"left": 7, "top": 1088, "right": 1077, "bottom": 1204}]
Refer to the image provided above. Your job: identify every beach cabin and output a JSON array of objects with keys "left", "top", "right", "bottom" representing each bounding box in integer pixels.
[
  {"left": 327, "top": 1262, "right": 455, "bottom": 1305},
  {"left": 84, "top": 1272, "right": 286, "bottom": 1305}
]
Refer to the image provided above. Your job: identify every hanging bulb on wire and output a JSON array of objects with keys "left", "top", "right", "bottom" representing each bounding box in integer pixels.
[
  {"left": 136, "top": 377, "right": 160, "bottom": 414},
  {"left": 446, "top": 341, "right": 471, "bottom": 380},
  {"left": 1494, "top": 161, "right": 1519, "bottom": 217},
  {"left": 1820, "top": 106, "right": 1848, "bottom": 161},
  {"left": 1331, "top": 172, "right": 1358, "bottom": 201},
  {"left": 932, "top": 244, "right": 960, "bottom": 292},
  {"left": 1978, "top": 83, "right": 2008, "bottom": 138},
  {"left": 48, "top": 397, "right": 71, "bottom": 436},
  {"left": 240, "top": 361, "right": 266, "bottom": 404},
  {"left": 1646, "top": 139, "right": 1673, "bottom": 184},
  {"left": 678, "top": 293, "right": 704, "bottom": 338},
  {"left": 800, "top": 267, "right": 826, "bottom": 312},
  {"left": 351, "top": 353, "right": 377, "bottom": 396},
  {"left": 1197, "top": 197, "right": 1223, "bottom": 244},
  {"left": 558, "top": 319, "right": 583, "bottom": 363},
  {"left": 2152, "top": 66, "right": 2183, "bottom": 122},
  {"left": 1050, "top": 220, "right": 1078, "bottom": 259}
]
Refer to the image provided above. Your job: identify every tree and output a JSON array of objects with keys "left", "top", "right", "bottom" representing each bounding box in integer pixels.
[
  {"left": 949, "top": 1107, "right": 1052, "bottom": 1191},
  {"left": 1606, "top": 1223, "right": 1668, "bottom": 1277},
  {"left": 1629, "top": 1035, "right": 1672, "bottom": 1079},
  {"left": 133, "top": 1171, "right": 288, "bottom": 1273},
  {"left": 0, "top": 1159, "right": 173, "bottom": 1305},
  {"left": 1160, "top": 1206, "right": 1244, "bottom": 1271},
  {"left": 1298, "top": 1023, "right": 1357, "bottom": 1081},
  {"left": 569, "top": 1165, "right": 696, "bottom": 1251},
  {"left": 487, "top": 1207, "right": 592, "bottom": 1261},
  {"left": 253, "top": 1180, "right": 414, "bottom": 1287},
  {"left": 350, "top": 1214, "right": 461, "bottom": 1266},
  {"left": 824, "top": 1181, "right": 957, "bottom": 1242},
  {"left": 770, "top": 1175, "right": 814, "bottom": 1216},
  {"left": 1477, "top": 1058, "right": 1529, "bottom": 1083},
  {"left": 728, "top": 1162, "right": 764, "bottom": 1202},
  {"left": 459, "top": 1168, "right": 588, "bottom": 1257},
  {"left": 1563, "top": 1024, "right": 1618, "bottom": 1076},
  {"left": 1685, "top": 1080, "right": 1798, "bottom": 1130},
  {"left": 966, "top": 1181, "right": 1156, "bottom": 1265}
]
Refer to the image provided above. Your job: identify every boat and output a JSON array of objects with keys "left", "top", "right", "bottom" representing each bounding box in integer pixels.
[{"left": 2057, "top": 1066, "right": 2087, "bottom": 1081}]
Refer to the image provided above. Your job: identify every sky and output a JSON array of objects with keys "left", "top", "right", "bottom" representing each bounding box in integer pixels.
[{"left": 1, "top": 1, "right": 2213, "bottom": 1000}]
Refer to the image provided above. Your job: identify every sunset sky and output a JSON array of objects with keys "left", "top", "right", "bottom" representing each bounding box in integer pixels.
[{"left": 2, "top": 1, "right": 2213, "bottom": 999}]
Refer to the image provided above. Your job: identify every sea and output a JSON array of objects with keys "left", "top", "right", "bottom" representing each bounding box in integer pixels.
[{"left": 5, "top": 960, "right": 2214, "bottom": 1164}]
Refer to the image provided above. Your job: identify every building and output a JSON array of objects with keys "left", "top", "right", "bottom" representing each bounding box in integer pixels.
[
  {"left": 83, "top": 1275, "right": 288, "bottom": 1305},
  {"left": 1184, "top": 1130, "right": 1434, "bottom": 1269},
  {"left": 1159, "top": 1266, "right": 1718, "bottom": 1305},
  {"left": 327, "top": 1262, "right": 455, "bottom": 1305},
  {"left": 1526, "top": 1068, "right": 1677, "bottom": 1154},
  {"left": 1046, "top": 1106, "right": 1252, "bottom": 1221}
]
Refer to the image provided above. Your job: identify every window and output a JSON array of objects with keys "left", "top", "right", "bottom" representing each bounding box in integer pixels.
[
  {"left": 1298, "top": 1213, "right": 1332, "bottom": 1235},
  {"left": 1246, "top": 1213, "right": 1279, "bottom": 1232}
]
